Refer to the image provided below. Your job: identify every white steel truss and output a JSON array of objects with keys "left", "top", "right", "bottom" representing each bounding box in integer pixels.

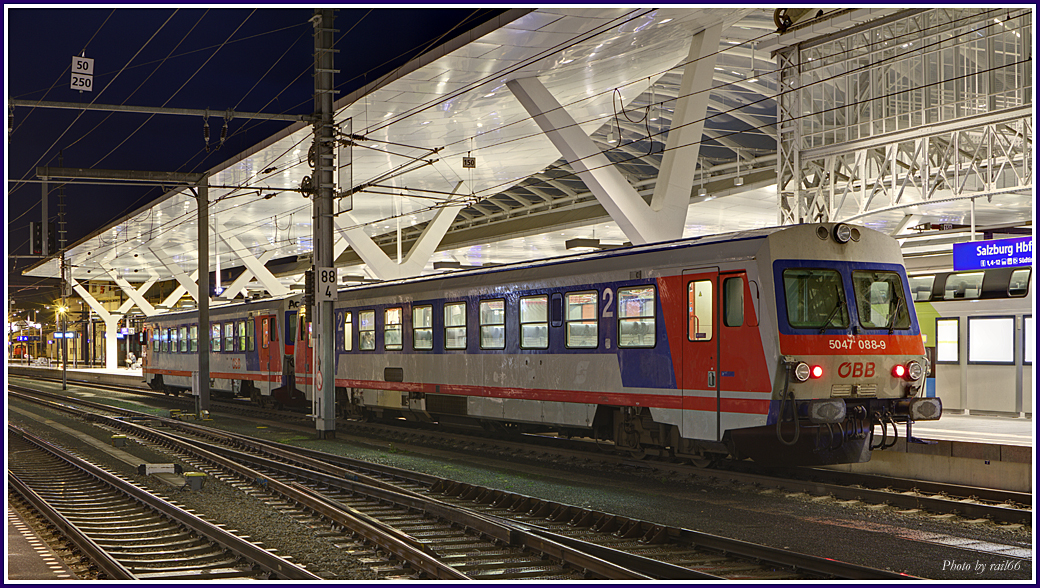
[{"left": 777, "top": 8, "right": 1033, "bottom": 224}]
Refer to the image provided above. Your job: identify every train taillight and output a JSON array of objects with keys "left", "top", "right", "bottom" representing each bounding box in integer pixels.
[
  {"left": 810, "top": 365, "right": 824, "bottom": 379},
  {"left": 892, "top": 364, "right": 906, "bottom": 378}
]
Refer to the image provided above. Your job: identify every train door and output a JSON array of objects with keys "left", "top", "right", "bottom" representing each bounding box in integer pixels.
[
  {"left": 257, "top": 314, "right": 280, "bottom": 395},
  {"left": 682, "top": 268, "right": 720, "bottom": 441},
  {"left": 717, "top": 272, "right": 772, "bottom": 434}
]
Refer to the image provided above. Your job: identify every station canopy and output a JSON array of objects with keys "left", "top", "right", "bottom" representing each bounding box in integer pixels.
[{"left": 23, "top": 7, "right": 1032, "bottom": 296}]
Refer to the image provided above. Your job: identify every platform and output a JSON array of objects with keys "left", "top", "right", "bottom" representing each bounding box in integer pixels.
[
  {"left": 909, "top": 413, "right": 1033, "bottom": 447},
  {"left": 6, "top": 506, "right": 78, "bottom": 580}
]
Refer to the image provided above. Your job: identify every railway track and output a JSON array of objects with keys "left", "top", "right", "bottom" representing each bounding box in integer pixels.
[
  {"left": 10, "top": 376, "right": 1031, "bottom": 527},
  {"left": 9, "top": 385, "right": 914, "bottom": 580},
  {"left": 6, "top": 426, "right": 320, "bottom": 581}
]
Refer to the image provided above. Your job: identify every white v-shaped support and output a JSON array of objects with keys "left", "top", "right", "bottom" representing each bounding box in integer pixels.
[
  {"left": 100, "top": 261, "right": 158, "bottom": 317},
  {"left": 149, "top": 244, "right": 200, "bottom": 302},
  {"left": 220, "top": 250, "right": 276, "bottom": 300},
  {"left": 158, "top": 270, "right": 199, "bottom": 309},
  {"left": 218, "top": 225, "right": 290, "bottom": 297},
  {"left": 651, "top": 23, "right": 723, "bottom": 235},
  {"left": 69, "top": 277, "right": 121, "bottom": 370},
  {"left": 506, "top": 23, "right": 722, "bottom": 244},
  {"left": 336, "top": 204, "right": 465, "bottom": 281}
]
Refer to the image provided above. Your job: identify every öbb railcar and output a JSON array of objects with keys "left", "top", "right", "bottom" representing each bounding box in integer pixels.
[{"left": 143, "top": 223, "right": 941, "bottom": 466}]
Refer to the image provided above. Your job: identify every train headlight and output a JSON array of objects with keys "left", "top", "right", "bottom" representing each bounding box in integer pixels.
[
  {"left": 793, "top": 362, "right": 811, "bottom": 382},
  {"left": 833, "top": 223, "right": 853, "bottom": 243},
  {"left": 906, "top": 361, "right": 924, "bottom": 381},
  {"left": 809, "top": 399, "right": 846, "bottom": 424}
]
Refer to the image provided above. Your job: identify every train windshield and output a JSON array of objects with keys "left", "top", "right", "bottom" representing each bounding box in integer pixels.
[
  {"left": 851, "top": 270, "right": 910, "bottom": 330},
  {"left": 783, "top": 268, "right": 849, "bottom": 329}
]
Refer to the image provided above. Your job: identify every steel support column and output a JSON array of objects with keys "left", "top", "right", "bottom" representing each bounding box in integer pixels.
[
  {"left": 194, "top": 175, "right": 210, "bottom": 414},
  {"left": 313, "top": 8, "right": 338, "bottom": 438}
]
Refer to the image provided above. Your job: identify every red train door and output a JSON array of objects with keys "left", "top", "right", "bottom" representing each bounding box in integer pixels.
[
  {"left": 682, "top": 268, "right": 720, "bottom": 441},
  {"left": 717, "top": 272, "right": 772, "bottom": 433},
  {"left": 257, "top": 314, "right": 279, "bottom": 395}
]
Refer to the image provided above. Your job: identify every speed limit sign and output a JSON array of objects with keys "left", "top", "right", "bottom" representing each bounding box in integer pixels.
[{"left": 71, "top": 56, "right": 94, "bottom": 92}]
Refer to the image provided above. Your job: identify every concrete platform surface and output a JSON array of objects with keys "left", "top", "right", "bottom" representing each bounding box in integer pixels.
[
  {"left": 910, "top": 413, "right": 1033, "bottom": 447},
  {"left": 6, "top": 507, "right": 77, "bottom": 580}
]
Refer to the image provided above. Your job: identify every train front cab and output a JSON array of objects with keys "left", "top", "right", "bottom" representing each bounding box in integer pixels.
[{"left": 727, "top": 224, "right": 941, "bottom": 466}]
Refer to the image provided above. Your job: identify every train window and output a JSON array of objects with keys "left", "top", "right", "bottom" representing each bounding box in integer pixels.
[
  {"left": 237, "top": 321, "right": 247, "bottom": 351},
  {"left": 342, "top": 312, "right": 353, "bottom": 351},
  {"left": 520, "top": 295, "right": 549, "bottom": 349},
  {"left": 287, "top": 313, "right": 297, "bottom": 347},
  {"left": 688, "top": 280, "right": 714, "bottom": 340},
  {"left": 413, "top": 306, "right": 433, "bottom": 350},
  {"left": 224, "top": 323, "right": 235, "bottom": 352},
  {"left": 782, "top": 269, "right": 848, "bottom": 330},
  {"left": 444, "top": 302, "right": 467, "bottom": 350},
  {"left": 190, "top": 325, "right": 198, "bottom": 353},
  {"left": 943, "top": 271, "right": 984, "bottom": 300},
  {"left": 359, "top": 310, "right": 375, "bottom": 351},
  {"left": 618, "top": 286, "right": 655, "bottom": 347},
  {"left": 246, "top": 319, "right": 254, "bottom": 352},
  {"left": 479, "top": 299, "right": 506, "bottom": 349},
  {"left": 968, "top": 316, "right": 1015, "bottom": 364},
  {"left": 935, "top": 317, "right": 959, "bottom": 363},
  {"left": 908, "top": 275, "right": 935, "bottom": 301},
  {"left": 852, "top": 271, "right": 910, "bottom": 330},
  {"left": 1009, "top": 269, "right": 1030, "bottom": 297},
  {"left": 565, "top": 292, "right": 598, "bottom": 348},
  {"left": 161, "top": 329, "right": 169, "bottom": 353},
  {"left": 212, "top": 324, "right": 221, "bottom": 352},
  {"left": 262, "top": 318, "right": 270, "bottom": 349},
  {"left": 385, "top": 308, "right": 403, "bottom": 350},
  {"left": 723, "top": 277, "right": 744, "bottom": 327},
  {"left": 179, "top": 326, "right": 188, "bottom": 352},
  {"left": 153, "top": 327, "right": 160, "bottom": 353}
]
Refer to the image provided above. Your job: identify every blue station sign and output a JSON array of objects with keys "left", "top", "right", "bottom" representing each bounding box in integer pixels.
[{"left": 952, "top": 237, "right": 1032, "bottom": 271}]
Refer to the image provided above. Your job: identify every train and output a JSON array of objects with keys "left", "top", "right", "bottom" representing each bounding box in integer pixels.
[
  {"left": 142, "top": 222, "right": 942, "bottom": 466},
  {"left": 910, "top": 265, "right": 1033, "bottom": 417}
]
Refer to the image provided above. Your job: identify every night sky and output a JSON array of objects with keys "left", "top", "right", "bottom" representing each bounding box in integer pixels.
[{"left": 5, "top": 7, "right": 506, "bottom": 306}]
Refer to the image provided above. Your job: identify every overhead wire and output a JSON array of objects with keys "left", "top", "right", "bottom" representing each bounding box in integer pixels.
[
  {"left": 86, "top": 7, "right": 1026, "bottom": 255},
  {"left": 32, "top": 8, "right": 1029, "bottom": 276},
  {"left": 9, "top": 8, "right": 116, "bottom": 135},
  {"left": 66, "top": 10, "right": 213, "bottom": 160},
  {"left": 86, "top": 10, "right": 256, "bottom": 167},
  {"left": 382, "top": 8, "right": 1029, "bottom": 203},
  {"left": 9, "top": 9, "right": 180, "bottom": 195}
]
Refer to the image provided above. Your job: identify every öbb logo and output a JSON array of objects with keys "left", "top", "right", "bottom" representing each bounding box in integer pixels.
[{"left": 838, "top": 362, "right": 875, "bottom": 378}]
